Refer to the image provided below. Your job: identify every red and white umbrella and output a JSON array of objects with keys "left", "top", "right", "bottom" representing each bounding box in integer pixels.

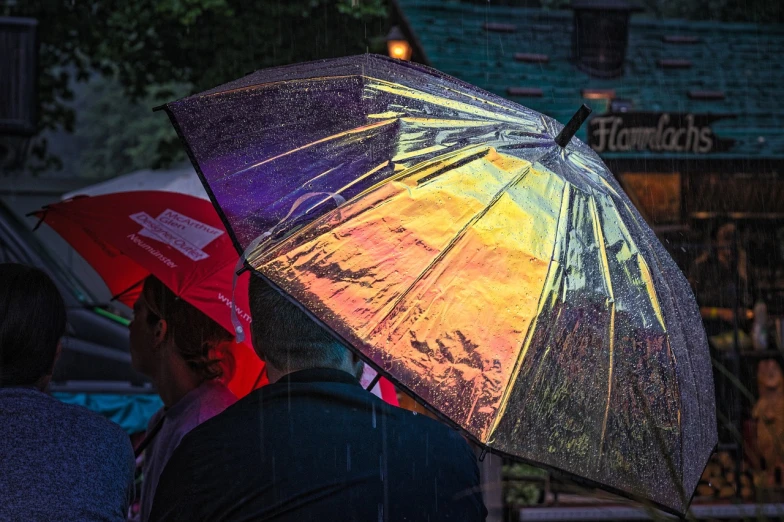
[
  {"left": 36, "top": 191, "right": 264, "bottom": 397},
  {"left": 35, "top": 191, "right": 397, "bottom": 404}
]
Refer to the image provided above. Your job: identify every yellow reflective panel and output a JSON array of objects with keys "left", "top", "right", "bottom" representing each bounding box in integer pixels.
[
  {"left": 254, "top": 147, "right": 562, "bottom": 440},
  {"left": 365, "top": 77, "right": 537, "bottom": 127}
]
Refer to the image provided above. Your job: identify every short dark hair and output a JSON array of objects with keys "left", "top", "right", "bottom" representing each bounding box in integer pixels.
[
  {"left": 0, "top": 263, "right": 67, "bottom": 386},
  {"left": 248, "top": 273, "right": 348, "bottom": 370},
  {"left": 141, "top": 276, "right": 231, "bottom": 381}
]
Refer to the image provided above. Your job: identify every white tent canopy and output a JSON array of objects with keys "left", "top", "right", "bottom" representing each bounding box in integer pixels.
[{"left": 62, "top": 165, "right": 209, "bottom": 201}]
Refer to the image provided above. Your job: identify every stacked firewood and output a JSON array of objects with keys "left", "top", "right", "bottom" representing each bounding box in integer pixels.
[{"left": 695, "top": 451, "right": 754, "bottom": 501}]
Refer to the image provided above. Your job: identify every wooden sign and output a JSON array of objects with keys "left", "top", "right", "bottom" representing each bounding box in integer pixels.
[{"left": 588, "top": 112, "right": 734, "bottom": 154}]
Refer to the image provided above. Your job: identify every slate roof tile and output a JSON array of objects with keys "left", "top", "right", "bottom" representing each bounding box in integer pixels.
[{"left": 397, "top": 0, "right": 784, "bottom": 158}]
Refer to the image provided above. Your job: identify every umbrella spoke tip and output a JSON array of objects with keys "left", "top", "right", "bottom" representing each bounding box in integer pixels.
[{"left": 555, "top": 104, "right": 593, "bottom": 148}]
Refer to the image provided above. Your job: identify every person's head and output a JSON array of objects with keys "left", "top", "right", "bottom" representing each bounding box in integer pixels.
[
  {"left": 248, "top": 274, "right": 362, "bottom": 382},
  {"left": 713, "top": 222, "right": 741, "bottom": 265},
  {"left": 715, "top": 222, "right": 738, "bottom": 248},
  {"left": 0, "top": 263, "right": 66, "bottom": 389},
  {"left": 758, "top": 358, "right": 784, "bottom": 393},
  {"left": 129, "top": 276, "right": 231, "bottom": 382}
]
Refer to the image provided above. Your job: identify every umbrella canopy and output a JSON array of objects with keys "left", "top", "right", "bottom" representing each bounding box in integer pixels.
[
  {"left": 162, "top": 54, "right": 715, "bottom": 515},
  {"left": 61, "top": 165, "right": 207, "bottom": 201},
  {"left": 35, "top": 191, "right": 266, "bottom": 398}
]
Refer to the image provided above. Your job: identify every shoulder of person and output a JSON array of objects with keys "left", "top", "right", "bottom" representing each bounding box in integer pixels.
[
  {"left": 58, "top": 400, "right": 134, "bottom": 453},
  {"left": 194, "top": 381, "right": 237, "bottom": 421},
  {"left": 167, "top": 403, "right": 230, "bottom": 456},
  {"left": 153, "top": 416, "right": 211, "bottom": 490},
  {"left": 147, "top": 406, "right": 166, "bottom": 431},
  {"left": 391, "top": 405, "right": 472, "bottom": 447}
]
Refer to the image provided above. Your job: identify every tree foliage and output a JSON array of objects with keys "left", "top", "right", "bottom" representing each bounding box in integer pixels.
[
  {"left": 8, "top": 0, "right": 388, "bottom": 173},
  {"left": 73, "top": 80, "right": 190, "bottom": 178}
]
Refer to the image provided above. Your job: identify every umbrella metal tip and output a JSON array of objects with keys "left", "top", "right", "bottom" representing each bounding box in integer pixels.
[{"left": 555, "top": 104, "right": 593, "bottom": 148}]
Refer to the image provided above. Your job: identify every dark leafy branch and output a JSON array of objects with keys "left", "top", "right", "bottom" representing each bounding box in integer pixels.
[{"left": 7, "top": 0, "right": 388, "bottom": 171}]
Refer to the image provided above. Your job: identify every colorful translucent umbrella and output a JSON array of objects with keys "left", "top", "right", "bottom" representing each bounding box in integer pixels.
[{"left": 162, "top": 55, "right": 715, "bottom": 515}]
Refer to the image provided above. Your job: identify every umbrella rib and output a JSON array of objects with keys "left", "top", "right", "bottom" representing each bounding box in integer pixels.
[
  {"left": 251, "top": 146, "right": 493, "bottom": 266},
  {"left": 220, "top": 119, "right": 398, "bottom": 182},
  {"left": 619, "top": 200, "right": 690, "bottom": 488},
  {"left": 200, "top": 74, "right": 360, "bottom": 98},
  {"left": 599, "top": 178, "right": 665, "bottom": 331},
  {"left": 330, "top": 160, "right": 393, "bottom": 197},
  {"left": 110, "top": 278, "right": 146, "bottom": 302},
  {"left": 368, "top": 161, "right": 533, "bottom": 343},
  {"left": 596, "top": 194, "right": 685, "bottom": 482},
  {"left": 366, "top": 80, "right": 530, "bottom": 126},
  {"left": 272, "top": 161, "right": 394, "bottom": 232},
  {"left": 589, "top": 194, "right": 616, "bottom": 466},
  {"left": 239, "top": 164, "right": 345, "bottom": 232},
  {"left": 245, "top": 161, "right": 395, "bottom": 265},
  {"left": 486, "top": 182, "right": 573, "bottom": 442}
]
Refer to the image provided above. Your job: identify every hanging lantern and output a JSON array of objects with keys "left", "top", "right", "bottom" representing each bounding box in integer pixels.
[{"left": 386, "top": 26, "right": 412, "bottom": 61}]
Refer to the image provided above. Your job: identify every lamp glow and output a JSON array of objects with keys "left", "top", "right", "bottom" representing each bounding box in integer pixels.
[{"left": 386, "top": 26, "right": 412, "bottom": 61}]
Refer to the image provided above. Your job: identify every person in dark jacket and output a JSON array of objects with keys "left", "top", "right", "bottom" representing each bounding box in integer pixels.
[
  {"left": 149, "top": 273, "right": 487, "bottom": 521},
  {"left": 0, "top": 263, "right": 135, "bottom": 521}
]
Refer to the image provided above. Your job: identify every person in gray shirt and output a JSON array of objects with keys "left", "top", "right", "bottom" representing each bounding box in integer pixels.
[
  {"left": 128, "top": 276, "right": 237, "bottom": 522},
  {"left": 0, "top": 263, "right": 135, "bottom": 521}
]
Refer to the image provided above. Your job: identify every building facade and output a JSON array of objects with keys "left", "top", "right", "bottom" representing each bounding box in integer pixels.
[{"left": 396, "top": 0, "right": 784, "bottom": 510}]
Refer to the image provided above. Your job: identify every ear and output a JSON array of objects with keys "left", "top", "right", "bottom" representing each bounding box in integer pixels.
[
  {"left": 350, "top": 351, "right": 364, "bottom": 380},
  {"left": 154, "top": 319, "right": 168, "bottom": 347}
]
